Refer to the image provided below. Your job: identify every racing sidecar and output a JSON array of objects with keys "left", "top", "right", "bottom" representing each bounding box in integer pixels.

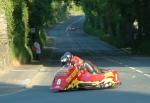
[{"left": 51, "top": 64, "right": 121, "bottom": 91}]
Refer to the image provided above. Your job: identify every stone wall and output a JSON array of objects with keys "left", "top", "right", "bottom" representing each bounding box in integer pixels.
[{"left": 0, "top": 9, "right": 9, "bottom": 70}]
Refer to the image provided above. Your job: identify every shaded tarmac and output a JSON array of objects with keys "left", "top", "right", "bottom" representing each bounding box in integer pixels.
[{"left": 0, "top": 85, "right": 150, "bottom": 103}]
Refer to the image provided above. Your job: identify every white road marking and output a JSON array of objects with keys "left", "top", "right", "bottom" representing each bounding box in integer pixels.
[
  {"left": 129, "top": 67, "right": 135, "bottom": 70},
  {"left": 104, "top": 57, "right": 149, "bottom": 78},
  {"left": 135, "top": 70, "right": 143, "bottom": 74},
  {"left": 144, "top": 74, "right": 150, "bottom": 78}
]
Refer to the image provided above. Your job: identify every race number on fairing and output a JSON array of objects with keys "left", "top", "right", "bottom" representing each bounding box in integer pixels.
[{"left": 57, "top": 79, "right": 62, "bottom": 85}]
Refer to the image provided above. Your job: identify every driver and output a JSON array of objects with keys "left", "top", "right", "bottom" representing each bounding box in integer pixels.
[{"left": 60, "top": 52, "right": 102, "bottom": 74}]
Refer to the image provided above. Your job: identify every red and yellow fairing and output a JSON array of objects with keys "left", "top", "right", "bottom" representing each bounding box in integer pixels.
[{"left": 51, "top": 67, "right": 79, "bottom": 91}]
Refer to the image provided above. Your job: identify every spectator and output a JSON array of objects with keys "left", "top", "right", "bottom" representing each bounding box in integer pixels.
[{"left": 33, "top": 41, "right": 41, "bottom": 60}]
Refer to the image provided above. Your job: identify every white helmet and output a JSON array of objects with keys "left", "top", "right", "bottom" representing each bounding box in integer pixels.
[{"left": 60, "top": 52, "right": 72, "bottom": 65}]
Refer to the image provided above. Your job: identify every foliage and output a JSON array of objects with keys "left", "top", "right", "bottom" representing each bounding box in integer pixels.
[
  {"left": 0, "top": 0, "right": 70, "bottom": 64},
  {"left": 13, "top": 1, "right": 31, "bottom": 63},
  {"left": 79, "top": 0, "right": 150, "bottom": 55},
  {"left": 39, "top": 28, "right": 47, "bottom": 46},
  {"left": 28, "top": 0, "right": 69, "bottom": 45},
  {"left": 0, "top": 0, "right": 31, "bottom": 64},
  {"left": 67, "top": 1, "right": 84, "bottom": 15},
  {"left": 2, "top": 0, "right": 149, "bottom": 63}
]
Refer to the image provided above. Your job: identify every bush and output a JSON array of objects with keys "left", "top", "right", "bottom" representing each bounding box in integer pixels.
[
  {"left": 39, "top": 29, "right": 47, "bottom": 46},
  {"left": 0, "top": 0, "right": 72, "bottom": 64},
  {"left": 0, "top": 0, "right": 31, "bottom": 64}
]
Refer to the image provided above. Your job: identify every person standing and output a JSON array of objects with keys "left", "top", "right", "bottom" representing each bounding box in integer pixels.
[{"left": 33, "top": 41, "right": 41, "bottom": 60}]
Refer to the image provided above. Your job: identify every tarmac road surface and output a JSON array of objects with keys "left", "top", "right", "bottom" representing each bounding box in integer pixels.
[{"left": 0, "top": 15, "right": 150, "bottom": 103}]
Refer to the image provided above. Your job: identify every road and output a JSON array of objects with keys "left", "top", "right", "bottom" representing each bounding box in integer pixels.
[{"left": 0, "top": 15, "right": 150, "bottom": 103}]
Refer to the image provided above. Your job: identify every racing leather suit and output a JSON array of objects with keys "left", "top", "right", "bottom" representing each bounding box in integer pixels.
[{"left": 71, "top": 55, "right": 100, "bottom": 74}]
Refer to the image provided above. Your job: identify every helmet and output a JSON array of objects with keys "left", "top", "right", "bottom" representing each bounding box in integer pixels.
[
  {"left": 60, "top": 55, "right": 68, "bottom": 65},
  {"left": 60, "top": 52, "right": 72, "bottom": 65},
  {"left": 64, "top": 52, "right": 72, "bottom": 60}
]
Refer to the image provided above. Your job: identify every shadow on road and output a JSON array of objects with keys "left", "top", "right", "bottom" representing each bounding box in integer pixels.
[
  {"left": 0, "top": 85, "right": 149, "bottom": 103},
  {"left": 0, "top": 82, "right": 26, "bottom": 96}
]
